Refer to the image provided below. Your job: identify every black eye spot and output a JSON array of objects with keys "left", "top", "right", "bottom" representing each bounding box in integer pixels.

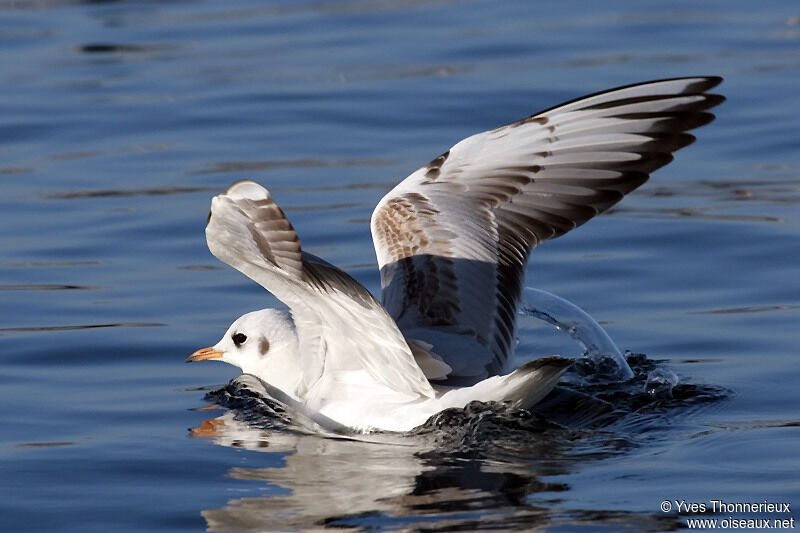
[{"left": 232, "top": 333, "right": 247, "bottom": 347}]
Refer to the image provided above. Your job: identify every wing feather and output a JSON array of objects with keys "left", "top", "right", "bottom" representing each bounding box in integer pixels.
[
  {"left": 207, "top": 180, "right": 434, "bottom": 398},
  {"left": 371, "top": 77, "right": 724, "bottom": 383}
]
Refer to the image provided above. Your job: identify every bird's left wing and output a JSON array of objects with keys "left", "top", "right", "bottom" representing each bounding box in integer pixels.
[
  {"left": 205, "top": 180, "right": 434, "bottom": 398},
  {"left": 371, "top": 77, "right": 724, "bottom": 382}
]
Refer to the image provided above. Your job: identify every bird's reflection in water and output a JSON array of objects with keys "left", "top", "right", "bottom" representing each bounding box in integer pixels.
[
  {"left": 188, "top": 371, "right": 714, "bottom": 531},
  {"left": 192, "top": 410, "right": 575, "bottom": 531},
  {"left": 194, "top": 411, "right": 423, "bottom": 531}
]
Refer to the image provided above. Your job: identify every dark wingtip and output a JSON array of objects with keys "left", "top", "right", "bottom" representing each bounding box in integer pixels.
[
  {"left": 701, "top": 93, "right": 726, "bottom": 109},
  {"left": 703, "top": 75, "right": 724, "bottom": 90},
  {"left": 648, "top": 75, "right": 723, "bottom": 92}
]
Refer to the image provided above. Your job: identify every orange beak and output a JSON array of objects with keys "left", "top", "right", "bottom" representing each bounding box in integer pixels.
[{"left": 186, "top": 346, "right": 223, "bottom": 363}]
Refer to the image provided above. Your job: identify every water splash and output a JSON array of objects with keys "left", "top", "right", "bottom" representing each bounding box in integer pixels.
[
  {"left": 644, "top": 367, "right": 680, "bottom": 399},
  {"left": 521, "top": 287, "right": 634, "bottom": 381}
]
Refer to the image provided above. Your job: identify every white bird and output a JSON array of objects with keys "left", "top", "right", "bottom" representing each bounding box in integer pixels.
[{"left": 187, "top": 77, "right": 723, "bottom": 433}]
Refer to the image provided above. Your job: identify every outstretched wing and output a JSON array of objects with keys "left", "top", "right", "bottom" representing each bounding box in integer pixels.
[
  {"left": 206, "top": 180, "right": 434, "bottom": 398},
  {"left": 371, "top": 76, "right": 724, "bottom": 382}
]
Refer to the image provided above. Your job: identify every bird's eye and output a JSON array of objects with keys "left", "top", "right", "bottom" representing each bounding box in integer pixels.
[{"left": 232, "top": 333, "right": 247, "bottom": 347}]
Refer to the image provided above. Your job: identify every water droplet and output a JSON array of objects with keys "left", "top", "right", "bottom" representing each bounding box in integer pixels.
[{"left": 644, "top": 368, "right": 679, "bottom": 399}]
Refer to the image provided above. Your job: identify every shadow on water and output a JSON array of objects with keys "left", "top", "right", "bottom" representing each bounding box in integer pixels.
[{"left": 189, "top": 355, "right": 726, "bottom": 532}]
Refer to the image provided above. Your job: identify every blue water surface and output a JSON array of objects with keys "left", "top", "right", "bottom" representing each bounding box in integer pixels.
[{"left": 1, "top": 1, "right": 798, "bottom": 531}]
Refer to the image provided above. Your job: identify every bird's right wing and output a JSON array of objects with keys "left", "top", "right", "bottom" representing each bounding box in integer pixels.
[{"left": 206, "top": 180, "right": 434, "bottom": 398}]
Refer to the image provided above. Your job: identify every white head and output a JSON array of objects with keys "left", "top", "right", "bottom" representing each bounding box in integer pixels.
[{"left": 187, "top": 309, "right": 302, "bottom": 395}]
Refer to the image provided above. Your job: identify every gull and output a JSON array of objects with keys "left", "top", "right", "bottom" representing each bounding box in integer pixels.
[{"left": 187, "top": 77, "right": 723, "bottom": 433}]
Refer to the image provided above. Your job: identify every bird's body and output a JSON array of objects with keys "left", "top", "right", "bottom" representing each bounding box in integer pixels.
[{"left": 188, "top": 77, "right": 724, "bottom": 433}]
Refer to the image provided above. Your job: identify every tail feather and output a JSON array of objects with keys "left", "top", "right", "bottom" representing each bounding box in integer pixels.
[
  {"left": 494, "top": 356, "right": 572, "bottom": 409},
  {"left": 439, "top": 356, "right": 571, "bottom": 410}
]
